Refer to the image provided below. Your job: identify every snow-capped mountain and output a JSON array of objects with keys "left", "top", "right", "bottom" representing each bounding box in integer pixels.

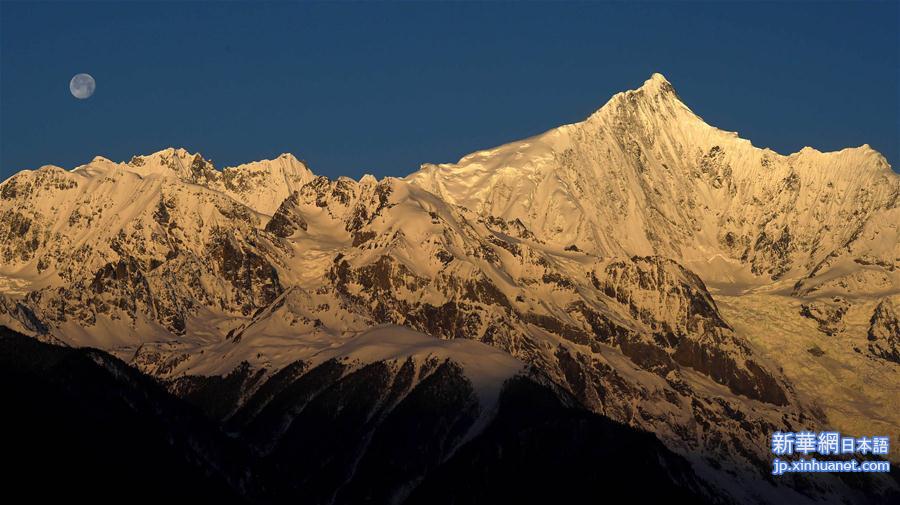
[
  {"left": 1, "top": 74, "right": 897, "bottom": 504},
  {"left": 407, "top": 73, "right": 899, "bottom": 292}
]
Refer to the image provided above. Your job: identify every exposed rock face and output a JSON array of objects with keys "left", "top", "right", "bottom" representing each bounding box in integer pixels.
[
  {"left": 596, "top": 256, "right": 731, "bottom": 334},
  {"left": 868, "top": 299, "right": 900, "bottom": 363},
  {"left": 0, "top": 294, "right": 48, "bottom": 335},
  {"left": 799, "top": 297, "right": 851, "bottom": 336},
  {"left": 265, "top": 191, "right": 308, "bottom": 237},
  {"left": 208, "top": 231, "right": 283, "bottom": 315}
]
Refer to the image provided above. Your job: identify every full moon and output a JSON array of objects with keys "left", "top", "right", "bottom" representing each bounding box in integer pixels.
[{"left": 69, "top": 73, "right": 96, "bottom": 99}]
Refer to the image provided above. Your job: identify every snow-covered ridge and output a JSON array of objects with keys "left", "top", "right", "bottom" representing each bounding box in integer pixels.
[
  {"left": 52, "top": 147, "right": 316, "bottom": 216},
  {"left": 138, "top": 323, "right": 524, "bottom": 411}
]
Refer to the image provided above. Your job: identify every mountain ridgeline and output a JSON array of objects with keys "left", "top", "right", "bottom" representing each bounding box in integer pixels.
[{"left": 1, "top": 74, "right": 898, "bottom": 504}]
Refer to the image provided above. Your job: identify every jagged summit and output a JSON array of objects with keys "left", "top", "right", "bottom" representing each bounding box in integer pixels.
[
  {"left": 129, "top": 146, "right": 199, "bottom": 163},
  {"left": 638, "top": 72, "right": 675, "bottom": 95},
  {"left": 56, "top": 147, "right": 313, "bottom": 215},
  {"left": 648, "top": 71, "right": 670, "bottom": 84},
  {"left": 606, "top": 72, "right": 679, "bottom": 102},
  {"left": 69, "top": 147, "right": 309, "bottom": 178},
  {"left": 584, "top": 72, "right": 694, "bottom": 127},
  {"left": 148, "top": 146, "right": 195, "bottom": 157},
  {"left": 113, "top": 148, "right": 312, "bottom": 176}
]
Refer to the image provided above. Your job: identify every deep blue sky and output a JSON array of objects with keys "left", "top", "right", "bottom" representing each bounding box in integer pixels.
[{"left": 1, "top": 1, "right": 897, "bottom": 180}]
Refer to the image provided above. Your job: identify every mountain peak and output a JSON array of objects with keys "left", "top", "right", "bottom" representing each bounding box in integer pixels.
[
  {"left": 634, "top": 72, "right": 677, "bottom": 99},
  {"left": 645, "top": 72, "right": 671, "bottom": 87},
  {"left": 582, "top": 72, "right": 687, "bottom": 126},
  {"left": 222, "top": 153, "right": 310, "bottom": 176},
  {"left": 127, "top": 147, "right": 204, "bottom": 166},
  {"left": 146, "top": 147, "right": 196, "bottom": 159}
]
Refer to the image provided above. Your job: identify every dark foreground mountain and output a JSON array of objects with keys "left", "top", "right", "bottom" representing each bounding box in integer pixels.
[
  {"left": 0, "top": 326, "right": 247, "bottom": 504},
  {"left": 1, "top": 325, "right": 715, "bottom": 504}
]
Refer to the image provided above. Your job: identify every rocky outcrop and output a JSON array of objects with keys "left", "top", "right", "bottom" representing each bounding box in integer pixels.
[
  {"left": 868, "top": 299, "right": 900, "bottom": 363},
  {"left": 208, "top": 231, "right": 283, "bottom": 315},
  {"left": 799, "top": 297, "right": 851, "bottom": 336},
  {"left": 265, "top": 192, "right": 308, "bottom": 237}
]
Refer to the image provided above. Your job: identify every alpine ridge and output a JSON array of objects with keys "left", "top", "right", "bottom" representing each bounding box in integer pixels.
[{"left": 1, "top": 73, "right": 897, "bottom": 505}]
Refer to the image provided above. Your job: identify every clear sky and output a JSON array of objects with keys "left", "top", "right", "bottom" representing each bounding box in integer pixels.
[{"left": 1, "top": 1, "right": 897, "bottom": 180}]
